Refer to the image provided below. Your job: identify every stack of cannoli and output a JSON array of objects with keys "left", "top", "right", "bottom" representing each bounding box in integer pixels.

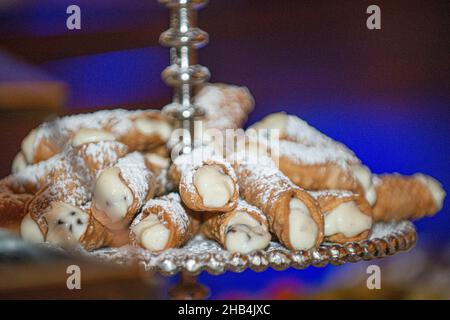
[
  {"left": 14, "top": 108, "right": 172, "bottom": 167},
  {"left": 0, "top": 82, "right": 446, "bottom": 256},
  {"left": 249, "top": 112, "right": 377, "bottom": 206}
]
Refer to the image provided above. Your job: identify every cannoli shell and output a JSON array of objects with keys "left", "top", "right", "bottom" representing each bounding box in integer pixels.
[
  {"left": 69, "top": 140, "right": 128, "bottom": 183},
  {"left": 235, "top": 156, "right": 323, "bottom": 249},
  {"left": 313, "top": 191, "right": 372, "bottom": 243},
  {"left": 179, "top": 160, "right": 239, "bottom": 212},
  {"left": 268, "top": 188, "right": 323, "bottom": 250},
  {"left": 130, "top": 195, "right": 196, "bottom": 251},
  {"left": 373, "top": 174, "right": 440, "bottom": 221},
  {"left": 201, "top": 203, "right": 267, "bottom": 247},
  {"left": 26, "top": 185, "right": 113, "bottom": 251},
  {"left": 278, "top": 156, "right": 364, "bottom": 195},
  {"left": 91, "top": 173, "right": 153, "bottom": 231},
  {"left": 117, "top": 112, "right": 170, "bottom": 152},
  {"left": 0, "top": 191, "right": 32, "bottom": 233},
  {"left": 33, "top": 138, "right": 61, "bottom": 164}
]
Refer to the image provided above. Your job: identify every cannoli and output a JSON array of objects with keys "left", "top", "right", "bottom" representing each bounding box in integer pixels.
[
  {"left": 232, "top": 153, "right": 323, "bottom": 250},
  {"left": 11, "top": 140, "right": 128, "bottom": 194},
  {"left": 91, "top": 152, "right": 155, "bottom": 230},
  {"left": 22, "top": 198, "right": 112, "bottom": 251},
  {"left": 250, "top": 113, "right": 377, "bottom": 205},
  {"left": 144, "top": 152, "right": 173, "bottom": 196},
  {"left": 68, "top": 140, "right": 128, "bottom": 186},
  {"left": 249, "top": 112, "right": 336, "bottom": 145},
  {"left": 309, "top": 190, "right": 373, "bottom": 243},
  {"left": 171, "top": 147, "right": 239, "bottom": 212},
  {"left": 20, "top": 109, "right": 172, "bottom": 164},
  {"left": 372, "top": 173, "right": 445, "bottom": 221},
  {"left": 130, "top": 193, "right": 197, "bottom": 252},
  {"left": 275, "top": 140, "right": 377, "bottom": 205},
  {"left": 118, "top": 110, "right": 172, "bottom": 152},
  {"left": 20, "top": 171, "right": 113, "bottom": 250},
  {"left": 194, "top": 83, "right": 254, "bottom": 131},
  {"left": 201, "top": 199, "right": 271, "bottom": 253}
]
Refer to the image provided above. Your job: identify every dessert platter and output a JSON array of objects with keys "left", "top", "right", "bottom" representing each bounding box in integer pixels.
[{"left": 0, "top": 0, "right": 445, "bottom": 298}]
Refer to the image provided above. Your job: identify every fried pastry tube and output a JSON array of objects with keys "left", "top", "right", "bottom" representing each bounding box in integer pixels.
[
  {"left": 20, "top": 109, "right": 172, "bottom": 164},
  {"left": 91, "top": 152, "right": 155, "bottom": 231},
  {"left": 20, "top": 171, "right": 113, "bottom": 250},
  {"left": 201, "top": 199, "right": 271, "bottom": 254},
  {"left": 275, "top": 140, "right": 377, "bottom": 205},
  {"left": 130, "top": 193, "right": 198, "bottom": 252},
  {"left": 309, "top": 190, "right": 372, "bottom": 243},
  {"left": 372, "top": 173, "right": 445, "bottom": 222},
  {"left": 250, "top": 113, "right": 377, "bottom": 205},
  {"left": 144, "top": 152, "right": 173, "bottom": 196},
  {"left": 171, "top": 147, "right": 239, "bottom": 212},
  {"left": 194, "top": 83, "right": 254, "bottom": 131},
  {"left": 10, "top": 140, "right": 128, "bottom": 194},
  {"left": 233, "top": 153, "right": 323, "bottom": 250}
]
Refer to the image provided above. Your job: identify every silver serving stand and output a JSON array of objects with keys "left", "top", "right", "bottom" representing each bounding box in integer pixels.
[{"left": 93, "top": 221, "right": 417, "bottom": 299}]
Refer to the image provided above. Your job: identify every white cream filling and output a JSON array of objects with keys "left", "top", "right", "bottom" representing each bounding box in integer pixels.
[
  {"left": 415, "top": 174, "right": 445, "bottom": 211},
  {"left": 193, "top": 165, "right": 235, "bottom": 208},
  {"left": 20, "top": 213, "right": 44, "bottom": 243},
  {"left": 43, "top": 202, "right": 89, "bottom": 248},
  {"left": 93, "top": 167, "right": 133, "bottom": 222},
  {"left": 131, "top": 214, "right": 170, "bottom": 251},
  {"left": 12, "top": 152, "right": 27, "bottom": 174},
  {"left": 351, "top": 164, "right": 377, "bottom": 206},
  {"left": 225, "top": 211, "right": 271, "bottom": 254},
  {"left": 288, "top": 198, "right": 318, "bottom": 250},
  {"left": 135, "top": 118, "right": 172, "bottom": 141},
  {"left": 71, "top": 128, "right": 115, "bottom": 147},
  {"left": 145, "top": 153, "right": 170, "bottom": 169},
  {"left": 324, "top": 201, "right": 372, "bottom": 238},
  {"left": 21, "top": 129, "right": 37, "bottom": 163}
]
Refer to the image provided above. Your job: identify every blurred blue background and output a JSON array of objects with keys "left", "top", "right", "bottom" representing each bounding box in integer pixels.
[{"left": 0, "top": 0, "right": 448, "bottom": 299}]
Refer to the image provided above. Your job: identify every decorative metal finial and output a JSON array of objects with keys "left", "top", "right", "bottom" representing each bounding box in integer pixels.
[{"left": 159, "top": 0, "right": 211, "bottom": 153}]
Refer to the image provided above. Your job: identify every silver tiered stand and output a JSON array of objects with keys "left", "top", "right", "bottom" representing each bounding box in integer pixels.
[{"left": 94, "top": 0, "right": 417, "bottom": 299}]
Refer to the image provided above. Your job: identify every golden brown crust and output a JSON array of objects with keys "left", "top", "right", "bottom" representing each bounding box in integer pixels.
[
  {"left": 117, "top": 112, "right": 170, "bottom": 152},
  {"left": 373, "top": 174, "right": 438, "bottom": 221},
  {"left": 32, "top": 139, "right": 61, "bottom": 164},
  {"left": 270, "top": 189, "right": 323, "bottom": 249},
  {"left": 278, "top": 156, "right": 364, "bottom": 195},
  {"left": 0, "top": 191, "right": 32, "bottom": 233},
  {"left": 235, "top": 160, "right": 323, "bottom": 250}
]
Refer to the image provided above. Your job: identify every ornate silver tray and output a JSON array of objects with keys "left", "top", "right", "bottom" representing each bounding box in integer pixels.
[{"left": 92, "top": 220, "right": 416, "bottom": 276}]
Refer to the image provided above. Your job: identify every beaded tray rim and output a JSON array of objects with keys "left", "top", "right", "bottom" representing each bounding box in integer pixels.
[{"left": 91, "top": 220, "right": 417, "bottom": 276}]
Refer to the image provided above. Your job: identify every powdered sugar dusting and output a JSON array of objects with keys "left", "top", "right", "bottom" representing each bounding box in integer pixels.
[
  {"left": 308, "top": 190, "right": 355, "bottom": 200},
  {"left": 115, "top": 152, "right": 151, "bottom": 203},
  {"left": 138, "top": 193, "right": 189, "bottom": 234},
  {"left": 32, "top": 109, "right": 159, "bottom": 152},
  {"left": 277, "top": 140, "right": 358, "bottom": 168},
  {"left": 236, "top": 198, "right": 268, "bottom": 223}
]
